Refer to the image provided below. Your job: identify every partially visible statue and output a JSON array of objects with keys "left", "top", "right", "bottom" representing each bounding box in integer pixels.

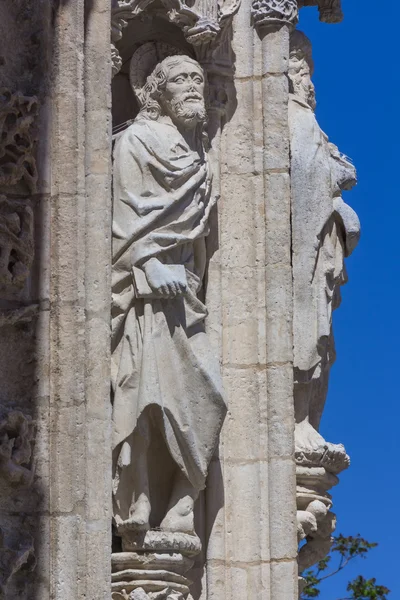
[
  {"left": 289, "top": 29, "right": 360, "bottom": 469},
  {"left": 111, "top": 45, "right": 226, "bottom": 543},
  {"left": 289, "top": 30, "right": 360, "bottom": 578}
]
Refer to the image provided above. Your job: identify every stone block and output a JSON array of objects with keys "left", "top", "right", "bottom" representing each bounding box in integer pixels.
[
  {"left": 261, "top": 25, "right": 290, "bottom": 75},
  {"left": 270, "top": 559, "right": 298, "bottom": 600},
  {"left": 231, "top": 4, "right": 262, "bottom": 79},
  {"left": 265, "top": 172, "right": 291, "bottom": 261},
  {"left": 268, "top": 458, "right": 297, "bottom": 560},
  {"left": 261, "top": 75, "right": 290, "bottom": 171},
  {"left": 224, "top": 462, "right": 261, "bottom": 563},
  {"left": 222, "top": 366, "right": 266, "bottom": 462},
  {"left": 221, "top": 80, "right": 260, "bottom": 176},
  {"left": 221, "top": 267, "right": 266, "bottom": 366},
  {"left": 207, "top": 562, "right": 228, "bottom": 600},
  {"left": 220, "top": 175, "right": 262, "bottom": 270},
  {"left": 266, "top": 365, "right": 295, "bottom": 458},
  {"left": 50, "top": 514, "right": 84, "bottom": 600},
  {"left": 265, "top": 265, "right": 293, "bottom": 363},
  {"left": 49, "top": 404, "right": 86, "bottom": 513}
]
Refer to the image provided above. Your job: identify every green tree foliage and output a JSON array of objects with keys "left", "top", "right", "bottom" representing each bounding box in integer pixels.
[{"left": 301, "top": 534, "right": 390, "bottom": 600}]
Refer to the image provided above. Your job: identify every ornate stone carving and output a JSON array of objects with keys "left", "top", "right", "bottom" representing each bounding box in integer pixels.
[
  {"left": 298, "top": 0, "right": 343, "bottom": 24},
  {"left": 289, "top": 30, "right": 360, "bottom": 584},
  {"left": 112, "top": 533, "right": 199, "bottom": 600},
  {"left": 0, "top": 304, "right": 38, "bottom": 327},
  {"left": 111, "top": 0, "right": 240, "bottom": 76},
  {"left": 0, "top": 409, "right": 35, "bottom": 487},
  {"left": 251, "top": 0, "right": 298, "bottom": 31},
  {"left": 0, "top": 195, "right": 34, "bottom": 292},
  {"left": 111, "top": 50, "right": 225, "bottom": 598},
  {"left": 0, "top": 527, "right": 35, "bottom": 598},
  {"left": 0, "top": 89, "right": 39, "bottom": 193}
]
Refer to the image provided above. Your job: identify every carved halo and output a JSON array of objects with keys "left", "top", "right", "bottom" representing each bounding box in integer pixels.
[{"left": 129, "top": 42, "right": 188, "bottom": 102}]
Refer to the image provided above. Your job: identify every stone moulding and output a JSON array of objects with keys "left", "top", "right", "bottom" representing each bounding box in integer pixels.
[
  {"left": 112, "top": 532, "right": 200, "bottom": 600},
  {"left": 120, "top": 531, "right": 202, "bottom": 556}
]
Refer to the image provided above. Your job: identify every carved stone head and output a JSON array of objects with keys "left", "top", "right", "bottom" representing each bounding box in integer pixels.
[
  {"left": 289, "top": 30, "right": 316, "bottom": 111},
  {"left": 139, "top": 55, "right": 207, "bottom": 129}
]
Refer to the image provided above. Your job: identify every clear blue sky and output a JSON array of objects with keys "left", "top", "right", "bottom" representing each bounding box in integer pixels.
[{"left": 298, "top": 0, "right": 399, "bottom": 598}]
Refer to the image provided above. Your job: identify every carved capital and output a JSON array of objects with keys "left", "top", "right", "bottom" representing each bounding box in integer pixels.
[{"left": 251, "top": 0, "right": 298, "bottom": 31}]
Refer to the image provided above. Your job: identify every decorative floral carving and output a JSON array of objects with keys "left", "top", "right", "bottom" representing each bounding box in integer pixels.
[
  {"left": 0, "top": 90, "right": 39, "bottom": 193},
  {"left": 112, "top": 589, "right": 187, "bottom": 600},
  {"left": 111, "top": 0, "right": 240, "bottom": 76},
  {"left": 0, "top": 410, "right": 35, "bottom": 487},
  {"left": 251, "top": 0, "right": 298, "bottom": 30},
  {"left": 0, "top": 195, "right": 34, "bottom": 292}
]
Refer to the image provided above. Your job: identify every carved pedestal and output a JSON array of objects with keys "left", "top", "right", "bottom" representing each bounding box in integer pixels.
[
  {"left": 296, "top": 444, "right": 349, "bottom": 590},
  {"left": 112, "top": 532, "right": 201, "bottom": 600}
]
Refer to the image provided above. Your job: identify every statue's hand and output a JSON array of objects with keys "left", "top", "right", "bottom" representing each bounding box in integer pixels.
[
  {"left": 136, "top": 199, "right": 166, "bottom": 216},
  {"left": 142, "top": 258, "right": 187, "bottom": 298}
]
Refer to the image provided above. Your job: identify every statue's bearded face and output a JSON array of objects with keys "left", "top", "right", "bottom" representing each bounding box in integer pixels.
[
  {"left": 289, "top": 57, "right": 316, "bottom": 111},
  {"left": 161, "top": 61, "right": 206, "bottom": 127}
]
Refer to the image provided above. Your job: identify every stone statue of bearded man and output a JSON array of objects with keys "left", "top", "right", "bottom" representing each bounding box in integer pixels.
[
  {"left": 111, "top": 52, "right": 226, "bottom": 541},
  {"left": 289, "top": 30, "right": 360, "bottom": 471}
]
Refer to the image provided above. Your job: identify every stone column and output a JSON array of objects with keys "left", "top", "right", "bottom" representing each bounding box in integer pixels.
[
  {"left": 256, "top": 2, "right": 299, "bottom": 596},
  {"left": 206, "top": 1, "right": 298, "bottom": 598},
  {"left": 48, "top": 1, "right": 112, "bottom": 598}
]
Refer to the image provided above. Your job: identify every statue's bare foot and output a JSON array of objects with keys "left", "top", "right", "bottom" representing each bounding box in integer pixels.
[
  {"left": 160, "top": 496, "right": 195, "bottom": 535},
  {"left": 119, "top": 494, "right": 151, "bottom": 532},
  {"left": 295, "top": 420, "right": 327, "bottom": 452}
]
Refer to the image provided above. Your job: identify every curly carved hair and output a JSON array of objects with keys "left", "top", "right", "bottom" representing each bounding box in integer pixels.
[
  {"left": 138, "top": 55, "right": 205, "bottom": 118},
  {"left": 138, "top": 55, "right": 209, "bottom": 148}
]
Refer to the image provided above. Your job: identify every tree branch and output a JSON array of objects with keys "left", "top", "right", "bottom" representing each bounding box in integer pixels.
[{"left": 318, "top": 556, "right": 354, "bottom": 583}]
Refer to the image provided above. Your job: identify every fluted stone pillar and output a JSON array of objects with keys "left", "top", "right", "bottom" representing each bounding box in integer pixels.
[
  {"left": 205, "top": 1, "right": 298, "bottom": 599},
  {"left": 48, "top": 1, "right": 112, "bottom": 598}
]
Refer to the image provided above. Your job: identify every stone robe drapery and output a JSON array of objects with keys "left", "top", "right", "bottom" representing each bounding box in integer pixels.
[
  {"left": 289, "top": 95, "right": 334, "bottom": 376},
  {"left": 111, "top": 117, "right": 226, "bottom": 497},
  {"left": 289, "top": 96, "right": 360, "bottom": 377}
]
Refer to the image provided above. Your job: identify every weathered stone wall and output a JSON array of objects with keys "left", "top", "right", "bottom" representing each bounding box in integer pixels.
[
  {"left": 0, "top": 1, "right": 112, "bottom": 598},
  {"left": 0, "top": 2, "right": 52, "bottom": 597},
  {"left": 48, "top": 1, "right": 112, "bottom": 598}
]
